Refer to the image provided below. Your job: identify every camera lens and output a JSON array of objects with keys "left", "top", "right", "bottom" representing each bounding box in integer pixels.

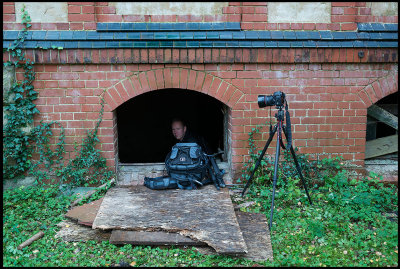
[
  {"left": 258, "top": 95, "right": 267, "bottom": 108},
  {"left": 258, "top": 95, "right": 275, "bottom": 108}
]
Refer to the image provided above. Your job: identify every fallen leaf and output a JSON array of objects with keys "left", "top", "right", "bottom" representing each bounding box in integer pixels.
[{"left": 130, "top": 261, "right": 136, "bottom": 266}]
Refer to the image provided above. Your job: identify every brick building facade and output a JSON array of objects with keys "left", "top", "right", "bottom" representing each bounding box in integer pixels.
[{"left": 3, "top": 2, "right": 398, "bottom": 184}]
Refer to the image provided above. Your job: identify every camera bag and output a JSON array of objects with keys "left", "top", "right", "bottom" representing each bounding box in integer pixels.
[{"left": 144, "top": 143, "right": 226, "bottom": 190}]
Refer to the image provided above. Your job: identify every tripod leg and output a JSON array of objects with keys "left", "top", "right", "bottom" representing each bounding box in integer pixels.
[
  {"left": 269, "top": 124, "right": 282, "bottom": 231},
  {"left": 209, "top": 156, "right": 226, "bottom": 188},
  {"left": 241, "top": 125, "right": 277, "bottom": 196},
  {"left": 282, "top": 127, "right": 313, "bottom": 205},
  {"left": 208, "top": 163, "right": 220, "bottom": 190}
]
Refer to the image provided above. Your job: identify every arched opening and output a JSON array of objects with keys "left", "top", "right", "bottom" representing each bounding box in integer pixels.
[
  {"left": 115, "top": 89, "right": 231, "bottom": 185},
  {"left": 365, "top": 91, "right": 398, "bottom": 177}
]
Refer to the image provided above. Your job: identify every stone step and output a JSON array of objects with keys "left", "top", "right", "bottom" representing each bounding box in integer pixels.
[{"left": 117, "top": 161, "right": 233, "bottom": 186}]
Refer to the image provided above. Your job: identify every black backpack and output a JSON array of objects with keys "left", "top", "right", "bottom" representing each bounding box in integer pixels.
[
  {"left": 165, "top": 143, "right": 209, "bottom": 190},
  {"left": 144, "top": 143, "right": 226, "bottom": 190}
]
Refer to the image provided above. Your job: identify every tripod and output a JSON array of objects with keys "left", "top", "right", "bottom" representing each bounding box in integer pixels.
[{"left": 241, "top": 105, "right": 313, "bottom": 231}]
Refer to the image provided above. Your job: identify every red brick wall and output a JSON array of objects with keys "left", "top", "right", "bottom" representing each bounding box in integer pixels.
[
  {"left": 6, "top": 47, "right": 397, "bottom": 177},
  {"left": 3, "top": 2, "right": 398, "bottom": 179}
]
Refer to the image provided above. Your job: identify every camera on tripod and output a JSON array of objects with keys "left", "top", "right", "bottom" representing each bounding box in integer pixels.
[
  {"left": 242, "top": 90, "right": 313, "bottom": 231},
  {"left": 258, "top": 91, "right": 285, "bottom": 108}
]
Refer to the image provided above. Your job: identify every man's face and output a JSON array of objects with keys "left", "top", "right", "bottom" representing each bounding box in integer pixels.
[{"left": 172, "top": 121, "right": 186, "bottom": 141}]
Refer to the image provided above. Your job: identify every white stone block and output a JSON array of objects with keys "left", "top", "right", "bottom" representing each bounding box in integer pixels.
[
  {"left": 111, "top": 2, "right": 228, "bottom": 16},
  {"left": 367, "top": 2, "right": 398, "bottom": 16},
  {"left": 15, "top": 2, "right": 68, "bottom": 23},
  {"left": 268, "top": 2, "right": 331, "bottom": 23}
]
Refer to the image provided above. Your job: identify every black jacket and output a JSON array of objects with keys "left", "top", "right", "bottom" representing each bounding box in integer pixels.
[{"left": 178, "top": 129, "right": 211, "bottom": 154}]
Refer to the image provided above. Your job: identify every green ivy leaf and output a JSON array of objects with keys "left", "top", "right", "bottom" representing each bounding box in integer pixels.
[{"left": 14, "top": 93, "right": 24, "bottom": 100}]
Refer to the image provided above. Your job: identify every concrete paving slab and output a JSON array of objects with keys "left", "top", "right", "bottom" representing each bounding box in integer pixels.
[{"left": 92, "top": 185, "right": 247, "bottom": 254}]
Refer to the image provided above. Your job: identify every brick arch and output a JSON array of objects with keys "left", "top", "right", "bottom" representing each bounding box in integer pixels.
[
  {"left": 357, "top": 72, "right": 398, "bottom": 107},
  {"left": 101, "top": 67, "right": 244, "bottom": 112}
]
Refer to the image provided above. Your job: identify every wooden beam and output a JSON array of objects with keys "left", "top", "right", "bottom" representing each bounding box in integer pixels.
[
  {"left": 365, "top": 134, "right": 398, "bottom": 159},
  {"left": 17, "top": 231, "right": 45, "bottom": 250},
  {"left": 378, "top": 104, "right": 398, "bottom": 116},
  {"left": 367, "top": 104, "right": 398, "bottom": 130}
]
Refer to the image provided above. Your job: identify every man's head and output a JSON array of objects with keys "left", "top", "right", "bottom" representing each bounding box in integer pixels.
[{"left": 171, "top": 118, "right": 187, "bottom": 141}]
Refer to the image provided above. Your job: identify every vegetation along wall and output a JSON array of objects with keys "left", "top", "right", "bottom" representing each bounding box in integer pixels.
[{"left": 3, "top": 2, "right": 398, "bottom": 183}]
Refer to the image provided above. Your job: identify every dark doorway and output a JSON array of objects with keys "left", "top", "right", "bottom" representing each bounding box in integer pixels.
[{"left": 116, "top": 89, "right": 227, "bottom": 163}]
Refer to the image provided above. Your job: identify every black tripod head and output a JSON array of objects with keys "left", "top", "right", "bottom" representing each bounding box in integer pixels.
[{"left": 275, "top": 105, "right": 285, "bottom": 122}]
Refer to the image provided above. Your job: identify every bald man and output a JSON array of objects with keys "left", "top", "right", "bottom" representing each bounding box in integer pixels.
[{"left": 171, "top": 118, "right": 211, "bottom": 154}]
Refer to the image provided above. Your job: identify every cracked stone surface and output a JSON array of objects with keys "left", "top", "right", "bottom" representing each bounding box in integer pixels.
[
  {"left": 57, "top": 197, "right": 273, "bottom": 261},
  {"left": 92, "top": 185, "right": 247, "bottom": 254}
]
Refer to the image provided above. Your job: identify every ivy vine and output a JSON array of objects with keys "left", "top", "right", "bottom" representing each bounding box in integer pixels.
[
  {"left": 3, "top": 5, "right": 43, "bottom": 179},
  {"left": 3, "top": 5, "right": 114, "bottom": 188},
  {"left": 58, "top": 98, "right": 114, "bottom": 189}
]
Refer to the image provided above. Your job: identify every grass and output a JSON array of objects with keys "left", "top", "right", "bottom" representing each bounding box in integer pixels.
[{"left": 3, "top": 159, "right": 398, "bottom": 267}]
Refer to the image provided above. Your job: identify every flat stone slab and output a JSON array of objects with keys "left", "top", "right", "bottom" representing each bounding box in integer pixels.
[
  {"left": 65, "top": 198, "right": 103, "bottom": 226},
  {"left": 235, "top": 211, "right": 273, "bottom": 262},
  {"left": 55, "top": 219, "right": 111, "bottom": 242},
  {"left": 92, "top": 185, "right": 247, "bottom": 254},
  {"left": 56, "top": 212, "right": 273, "bottom": 262},
  {"left": 194, "top": 212, "right": 273, "bottom": 262},
  {"left": 110, "top": 230, "right": 207, "bottom": 246},
  {"left": 109, "top": 212, "right": 273, "bottom": 262}
]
